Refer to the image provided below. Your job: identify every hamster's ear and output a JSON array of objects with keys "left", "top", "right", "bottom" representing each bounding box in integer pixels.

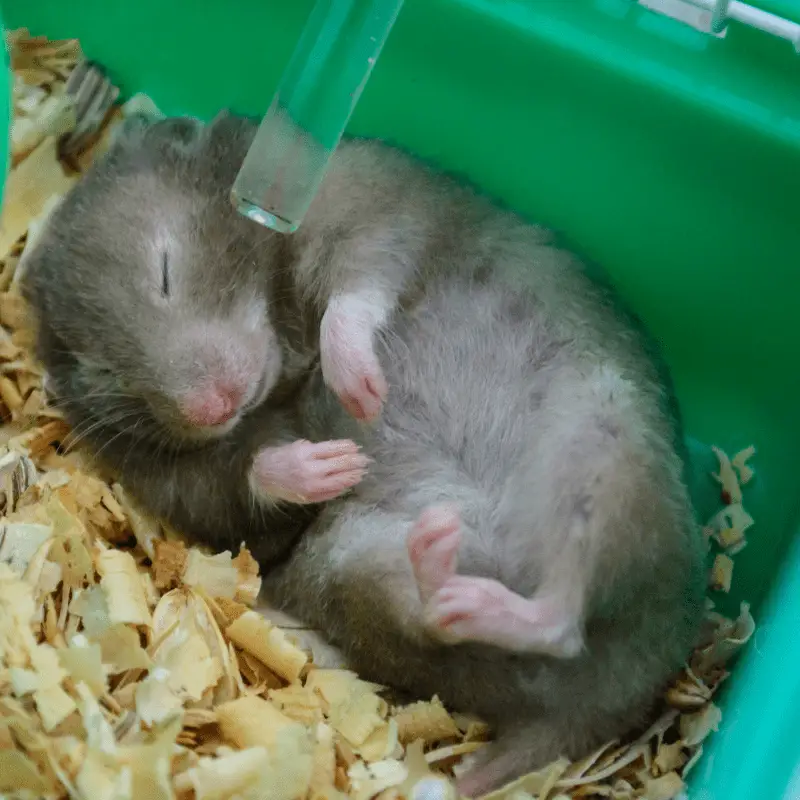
[
  {"left": 107, "top": 113, "right": 203, "bottom": 158},
  {"left": 147, "top": 116, "right": 203, "bottom": 148},
  {"left": 206, "top": 110, "right": 253, "bottom": 148},
  {"left": 202, "top": 110, "right": 257, "bottom": 176}
]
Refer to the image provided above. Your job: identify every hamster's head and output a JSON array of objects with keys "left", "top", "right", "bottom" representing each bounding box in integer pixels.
[{"left": 22, "top": 113, "right": 286, "bottom": 446}]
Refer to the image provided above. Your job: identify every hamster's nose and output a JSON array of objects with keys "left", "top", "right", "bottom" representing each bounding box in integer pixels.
[{"left": 180, "top": 382, "right": 244, "bottom": 427}]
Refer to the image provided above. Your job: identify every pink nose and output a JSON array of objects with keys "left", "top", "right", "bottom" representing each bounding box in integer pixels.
[{"left": 180, "top": 383, "right": 244, "bottom": 427}]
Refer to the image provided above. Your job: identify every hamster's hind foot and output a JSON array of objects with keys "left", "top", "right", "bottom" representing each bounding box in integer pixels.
[
  {"left": 406, "top": 506, "right": 583, "bottom": 657},
  {"left": 425, "top": 575, "right": 584, "bottom": 658}
]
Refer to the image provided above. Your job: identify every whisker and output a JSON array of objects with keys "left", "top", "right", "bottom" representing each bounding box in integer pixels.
[
  {"left": 92, "top": 420, "right": 147, "bottom": 463},
  {"left": 61, "top": 407, "right": 145, "bottom": 453}
]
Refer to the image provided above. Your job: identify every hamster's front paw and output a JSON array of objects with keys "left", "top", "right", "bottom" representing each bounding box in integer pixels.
[
  {"left": 249, "top": 439, "right": 369, "bottom": 505},
  {"left": 321, "top": 303, "right": 388, "bottom": 423}
]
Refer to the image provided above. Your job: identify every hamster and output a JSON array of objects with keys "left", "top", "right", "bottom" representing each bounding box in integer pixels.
[{"left": 22, "top": 112, "right": 705, "bottom": 795}]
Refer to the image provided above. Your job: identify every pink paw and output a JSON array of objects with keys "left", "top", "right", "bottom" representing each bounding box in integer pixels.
[
  {"left": 250, "top": 439, "right": 368, "bottom": 505},
  {"left": 425, "top": 576, "right": 584, "bottom": 658},
  {"left": 407, "top": 505, "right": 462, "bottom": 603},
  {"left": 320, "top": 306, "right": 388, "bottom": 423}
]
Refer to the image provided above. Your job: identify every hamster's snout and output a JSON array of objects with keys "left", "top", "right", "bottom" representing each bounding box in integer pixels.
[
  {"left": 179, "top": 380, "right": 245, "bottom": 428},
  {"left": 161, "top": 317, "right": 276, "bottom": 436}
]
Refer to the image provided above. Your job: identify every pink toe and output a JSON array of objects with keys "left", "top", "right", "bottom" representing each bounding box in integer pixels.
[
  {"left": 407, "top": 522, "right": 460, "bottom": 570},
  {"left": 416, "top": 504, "right": 460, "bottom": 530},
  {"left": 311, "top": 440, "right": 360, "bottom": 458},
  {"left": 366, "top": 372, "right": 388, "bottom": 401}
]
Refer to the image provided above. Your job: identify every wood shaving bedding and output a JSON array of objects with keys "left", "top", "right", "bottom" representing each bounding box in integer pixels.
[{"left": 0, "top": 29, "right": 757, "bottom": 800}]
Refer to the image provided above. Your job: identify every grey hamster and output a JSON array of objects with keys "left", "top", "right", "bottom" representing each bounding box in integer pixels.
[{"left": 22, "top": 112, "right": 704, "bottom": 796}]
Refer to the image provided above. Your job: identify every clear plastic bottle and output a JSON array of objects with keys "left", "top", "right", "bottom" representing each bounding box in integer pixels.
[{"left": 231, "top": 0, "right": 405, "bottom": 233}]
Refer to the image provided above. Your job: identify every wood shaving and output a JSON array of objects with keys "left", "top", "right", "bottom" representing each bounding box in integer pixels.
[
  {"left": 0, "top": 28, "right": 759, "bottom": 800},
  {"left": 8, "top": 29, "right": 80, "bottom": 165},
  {"left": 394, "top": 697, "right": 462, "bottom": 745},
  {"left": 709, "top": 554, "right": 733, "bottom": 593},
  {"left": 731, "top": 446, "right": 756, "bottom": 485},
  {"left": 710, "top": 445, "right": 742, "bottom": 504},
  {"left": 704, "top": 445, "right": 759, "bottom": 591}
]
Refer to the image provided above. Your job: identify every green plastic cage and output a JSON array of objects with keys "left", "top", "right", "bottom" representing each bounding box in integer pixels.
[{"left": 1, "top": 1, "right": 799, "bottom": 797}]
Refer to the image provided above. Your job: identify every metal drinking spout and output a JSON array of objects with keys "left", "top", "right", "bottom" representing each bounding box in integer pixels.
[{"left": 231, "top": 0, "right": 405, "bottom": 234}]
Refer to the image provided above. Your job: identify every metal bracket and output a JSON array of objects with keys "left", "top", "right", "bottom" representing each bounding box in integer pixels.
[{"left": 636, "top": 0, "right": 800, "bottom": 50}]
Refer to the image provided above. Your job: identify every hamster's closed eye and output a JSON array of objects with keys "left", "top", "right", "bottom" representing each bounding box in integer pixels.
[{"left": 161, "top": 252, "right": 170, "bottom": 298}]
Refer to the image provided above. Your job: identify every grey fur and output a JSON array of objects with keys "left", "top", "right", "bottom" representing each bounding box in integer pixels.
[
  {"left": 22, "top": 113, "right": 705, "bottom": 794},
  {"left": 265, "top": 276, "right": 704, "bottom": 793}
]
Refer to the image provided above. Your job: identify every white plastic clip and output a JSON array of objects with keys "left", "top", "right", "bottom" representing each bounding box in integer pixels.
[
  {"left": 637, "top": 0, "right": 727, "bottom": 36},
  {"left": 727, "top": 1, "right": 800, "bottom": 51},
  {"left": 637, "top": 0, "right": 800, "bottom": 51}
]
